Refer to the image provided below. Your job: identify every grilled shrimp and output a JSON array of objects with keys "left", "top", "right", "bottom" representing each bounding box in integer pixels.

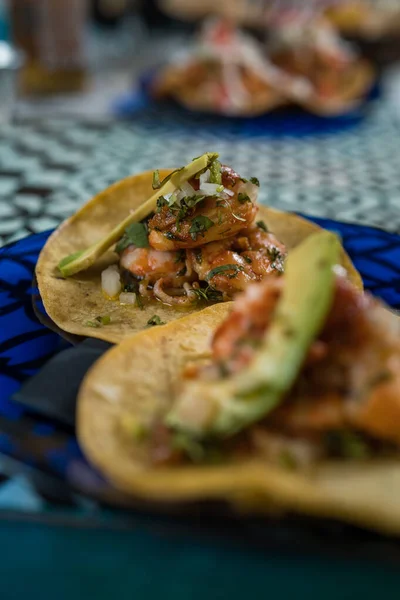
[
  {"left": 210, "top": 273, "right": 400, "bottom": 445},
  {"left": 147, "top": 166, "right": 258, "bottom": 251},
  {"left": 186, "top": 223, "right": 286, "bottom": 298},
  {"left": 120, "top": 246, "right": 186, "bottom": 283}
]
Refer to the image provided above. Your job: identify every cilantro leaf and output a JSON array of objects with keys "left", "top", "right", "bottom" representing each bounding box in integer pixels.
[
  {"left": 147, "top": 315, "right": 165, "bottom": 327},
  {"left": 256, "top": 220, "right": 268, "bottom": 232},
  {"left": 189, "top": 216, "right": 214, "bottom": 241},
  {"left": 206, "top": 264, "right": 244, "bottom": 281},
  {"left": 238, "top": 192, "right": 251, "bottom": 204},
  {"left": 115, "top": 222, "right": 149, "bottom": 253},
  {"left": 249, "top": 177, "right": 260, "bottom": 186}
]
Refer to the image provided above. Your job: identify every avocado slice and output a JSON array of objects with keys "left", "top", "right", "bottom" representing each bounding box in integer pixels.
[
  {"left": 58, "top": 152, "right": 218, "bottom": 277},
  {"left": 166, "top": 230, "right": 341, "bottom": 440}
]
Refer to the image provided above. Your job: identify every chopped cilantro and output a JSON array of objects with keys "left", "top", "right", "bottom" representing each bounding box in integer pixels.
[
  {"left": 86, "top": 315, "right": 111, "bottom": 328},
  {"left": 267, "top": 247, "right": 282, "bottom": 262},
  {"left": 172, "top": 433, "right": 205, "bottom": 463},
  {"left": 189, "top": 215, "right": 214, "bottom": 240},
  {"left": 256, "top": 220, "right": 268, "bottom": 232},
  {"left": 206, "top": 264, "right": 244, "bottom": 281},
  {"left": 238, "top": 193, "right": 251, "bottom": 204},
  {"left": 147, "top": 315, "right": 165, "bottom": 327},
  {"left": 325, "top": 431, "right": 370, "bottom": 460},
  {"left": 192, "top": 285, "right": 223, "bottom": 303},
  {"left": 86, "top": 320, "right": 100, "bottom": 328},
  {"left": 177, "top": 266, "right": 187, "bottom": 276},
  {"left": 243, "top": 255, "right": 252, "bottom": 264},
  {"left": 115, "top": 222, "right": 149, "bottom": 253},
  {"left": 175, "top": 249, "right": 185, "bottom": 263},
  {"left": 249, "top": 177, "right": 260, "bottom": 186}
]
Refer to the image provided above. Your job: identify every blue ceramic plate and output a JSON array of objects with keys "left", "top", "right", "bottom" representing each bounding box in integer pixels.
[
  {"left": 112, "top": 68, "right": 381, "bottom": 138},
  {"left": 0, "top": 217, "right": 399, "bottom": 499}
]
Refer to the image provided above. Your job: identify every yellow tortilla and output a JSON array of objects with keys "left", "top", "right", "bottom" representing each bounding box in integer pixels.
[
  {"left": 78, "top": 308, "right": 400, "bottom": 536},
  {"left": 303, "top": 61, "right": 376, "bottom": 117},
  {"left": 36, "top": 169, "right": 361, "bottom": 344}
]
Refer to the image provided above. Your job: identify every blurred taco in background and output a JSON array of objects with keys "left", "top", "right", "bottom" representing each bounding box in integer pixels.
[
  {"left": 269, "top": 15, "right": 375, "bottom": 115},
  {"left": 36, "top": 152, "right": 360, "bottom": 344},
  {"left": 152, "top": 19, "right": 286, "bottom": 116},
  {"left": 78, "top": 231, "right": 400, "bottom": 535}
]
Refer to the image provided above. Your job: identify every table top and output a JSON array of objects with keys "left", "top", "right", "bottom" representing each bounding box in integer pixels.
[
  {"left": 0, "top": 100, "right": 400, "bottom": 593},
  {"left": 0, "top": 100, "right": 400, "bottom": 249}
]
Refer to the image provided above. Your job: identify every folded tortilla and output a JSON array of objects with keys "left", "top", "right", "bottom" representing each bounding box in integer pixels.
[
  {"left": 78, "top": 307, "right": 400, "bottom": 536},
  {"left": 36, "top": 169, "right": 361, "bottom": 344}
]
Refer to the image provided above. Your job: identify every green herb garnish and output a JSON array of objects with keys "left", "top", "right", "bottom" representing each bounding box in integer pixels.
[
  {"left": 325, "top": 431, "right": 370, "bottom": 460},
  {"left": 189, "top": 216, "right": 214, "bottom": 241},
  {"left": 249, "top": 177, "right": 260, "bottom": 186},
  {"left": 175, "top": 249, "right": 185, "bottom": 263},
  {"left": 256, "top": 220, "right": 268, "bottom": 232},
  {"left": 206, "top": 264, "right": 244, "bottom": 281},
  {"left": 243, "top": 255, "right": 252, "bottom": 264},
  {"left": 147, "top": 315, "right": 165, "bottom": 327},
  {"left": 238, "top": 193, "right": 251, "bottom": 204},
  {"left": 192, "top": 285, "right": 223, "bottom": 303},
  {"left": 86, "top": 315, "right": 111, "bottom": 328},
  {"left": 115, "top": 222, "right": 149, "bottom": 253}
]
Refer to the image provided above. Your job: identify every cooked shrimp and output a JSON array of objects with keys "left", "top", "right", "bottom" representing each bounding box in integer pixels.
[
  {"left": 148, "top": 166, "right": 258, "bottom": 251},
  {"left": 186, "top": 223, "right": 286, "bottom": 298},
  {"left": 206, "top": 273, "right": 400, "bottom": 446},
  {"left": 120, "top": 246, "right": 185, "bottom": 284}
]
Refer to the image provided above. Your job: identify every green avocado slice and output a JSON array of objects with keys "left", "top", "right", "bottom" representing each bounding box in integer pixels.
[
  {"left": 58, "top": 152, "right": 218, "bottom": 277},
  {"left": 166, "top": 230, "right": 341, "bottom": 440}
]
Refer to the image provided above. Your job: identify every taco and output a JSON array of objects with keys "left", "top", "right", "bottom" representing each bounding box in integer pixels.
[
  {"left": 36, "top": 152, "right": 360, "bottom": 344},
  {"left": 78, "top": 231, "right": 400, "bottom": 535},
  {"left": 268, "top": 16, "right": 375, "bottom": 115},
  {"left": 152, "top": 19, "right": 285, "bottom": 116}
]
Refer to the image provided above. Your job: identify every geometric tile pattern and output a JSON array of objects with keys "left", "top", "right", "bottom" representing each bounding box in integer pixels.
[{"left": 1, "top": 104, "right": 400, "bottom": 249}]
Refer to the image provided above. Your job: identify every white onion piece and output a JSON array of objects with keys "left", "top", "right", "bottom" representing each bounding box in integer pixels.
[
  {"left": 176, "top": 189, "right": 186, "bottom": 203},
  {"left": 101, "top": 266, "right": 121, "bottom": 298},
  {"left": 223, "top": 187, "right": 234, "bottom": 197},
  {"left": 119, "top": 292, "right": 137, "bottom": 305},
  {"left": 241, "top": 181, "right": 259, "bottom": 203},
  {"left": 199, "top": 169, "right": 211, "bottom": 186},
  {"left": 198, "top": 183, "right": 220, "bottom": 196},
  {"left": 180, "top": 181, "right": 197, "bottom": 197}
]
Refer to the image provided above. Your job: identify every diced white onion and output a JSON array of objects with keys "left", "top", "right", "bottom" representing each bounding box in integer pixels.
[
  {"left": 180, "top": 181, "right": 196, "bottom": 197},
  {"left": 223, "top": 187, "right": 234, "bottom": 197},
  {"left": 176, "top": 189, "right": 186, "bottom": 202},
  {"left": 198, "top": 183, "right": 220, "bottom": 196},
  {"left": 101, "top": 266, "right": 121, "bottom": 299},
  {"left": 199, "top": 169, "right": 211, "bottom": 186},
  {"left": 240, "top": 181, "right": 259, "bottom": 203},
  {"left": 119, "top": 292, "right": 137, "bottom": 305}
]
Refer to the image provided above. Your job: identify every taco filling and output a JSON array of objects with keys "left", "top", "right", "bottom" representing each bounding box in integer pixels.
[
  {"left": 129, "top": 232, "right": 400, "bottom": 469},
  {"left": 269, "top": 16, "right": 374, "bottom": 109},
  {"left": 82, "top": 156, "right": 286, "bottom": 309},
  {"left": 153, "top": 19, "right": 285, "bottom": 116}
]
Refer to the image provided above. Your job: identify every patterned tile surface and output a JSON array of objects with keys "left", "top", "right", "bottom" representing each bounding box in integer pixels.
[{"left": 1, "top": 103, "right": 399, "bottom": 248}]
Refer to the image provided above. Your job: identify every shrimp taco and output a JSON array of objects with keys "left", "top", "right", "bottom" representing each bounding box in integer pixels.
[
  {"left": 152, "top": 19, "right": 285, "bottom": 116},
  {"left": 269, "top": 16, "right": 375, "bottom": 115},
  {"left": 37, "top": 152, "right": 360, "bottom": 344},
  {"left": 78, "top": 231, "right": 400, "bottom": 534}
]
